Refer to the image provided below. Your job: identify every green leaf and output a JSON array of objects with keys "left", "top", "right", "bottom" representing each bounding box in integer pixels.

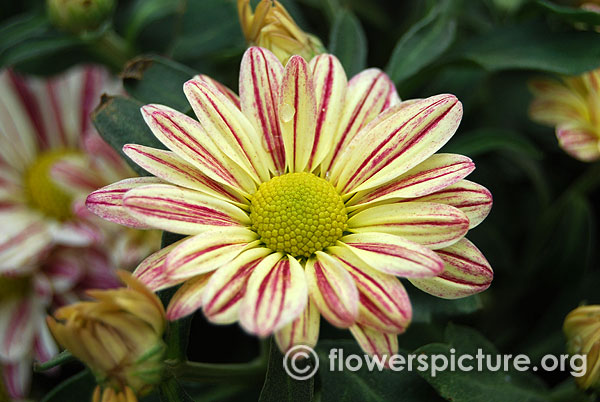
[
  {"left": 453, "top": 22, "right": 600, "bottom": 75},
  {"left": 258, "top": 339, "right": 314, "bottom": 402},
  {"left": 122, "top": 55, "right": 197, "bottom": 113},
  {"left": 316, "top": 340, "right": 441, "bottom": 402},
  {"left": 328, "top": 9, "right": 367, "bottom": 78},
  {"left": 415, "top": 324, "right": 550, "bottom": 402},
  {"left": 407, "top": 286, "right": 483, "bottom": 324},
  {"left": 386, "top": 0, "right": 456, "bottom": 84},
  {"left": 159, "top": 378, "right": 195, "bottom": 402},
  {"left": 41, "top": 370, "right": 96, "bottom": 402},
  {"left": 442, "top": 128, "right": 543, "bottom": 159},
  {"left": 91, "top": 95, "right": 166, "bottom": 176},
  {"left": 124, "top": 0, "right": 184, "bottom": 43},
  {"left": 536, "top": 0, "right": 600, "bottom": 27}
]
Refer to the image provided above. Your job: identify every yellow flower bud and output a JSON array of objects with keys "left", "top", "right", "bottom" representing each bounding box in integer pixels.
[
  {"left": 237, "top": 0, "right": 325, "bottom": 64},
  {"left": 563, "top": 305, "right": 600, "bottom": 390},
  {"left": 47, "top": 271, "right": 166, "bottom": 401},
  {"left": 47, "top": 0, "right": 115, "bottom": 34}
]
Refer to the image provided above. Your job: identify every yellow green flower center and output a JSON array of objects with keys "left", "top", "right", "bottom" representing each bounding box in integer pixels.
[
  {"left": 25, "top": 149, "right": 79, "bottom": 221},
  {"left": 0, "top": 275, "right": 31, "bottom": 301},
  {"left": 250, "top": 172, "right": 347, "bottom": 258}
]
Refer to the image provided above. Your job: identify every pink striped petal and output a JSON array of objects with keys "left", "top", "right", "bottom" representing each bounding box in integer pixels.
[
  {"left": 202, "top": 247, "right": 272, "bottom": 324},
  {"left": 278, "top": 55, "right": 318, "bottom": 173},
  {"left": 184, "top": 79, "right": 270, "bottom": 183},
  {"left": 0, "top": 297, "right": 35, "bottom": 360},
  {"left": 133, "top": 239, "right": 188, "bottom": 291},
  {"left": 50, "top": 157, "right": 104, "bottom": 193},
  {"left": 3, "top": 360, "right": 31, "bottom": 399},
  {"left": 332, "top": 94, "right": 462, "bottom": 194},
  {"left": 407, "top": 179, "right": 492, "bottom": 229},
  {"left": 166, "top": 228, "right": 258, "bottom": 280},
  {"left": 193, "top": 74, "right": 240, "bottom": 109},
  {"left": 43, "top": 251, "right": 83, "bottom": 293},
  {"left": 240, "top": 254, "right": 308, "bottom": 337},
  {"left": 239, "top": 47, "right": 286, "bottom": 174},
  {"left": 409, "top": 238, "right": 493, "bottom": 299},
  {"left": 275, "top": 298, "right": 320, "bottom": 353},
  {"left": 348, "top": 202, "right": 469, "bottom": 249},
  {"left": 305, "top": 251, "right": 358, "bottom": 328},
  {"left": 86, "top": 177, "right": 162, "bottom": 229},
  {"left": 123, "top": 184, "right": 250, "bottom": 235},
  {"left": 307, "top": 54, "right": 347, "bottom": 172},
  {"left": 337, "top": 232, "right": 444, "bottom": 278},
  {"left": 34, "top": 320, "right": 58, "bottom": 363},
  {"left": 350, "top": 324, "right": 398, "bottom": 359},
  {"left": 322, "top": 69, "right": 400, "bottom": 174},
  {"left": 166, "top": 273, "right": 213, "bottom": 320},
  {"left": 556, "top": 124, "right": 600, "bottom": 162},
  {"left": 141, "top": 104, "right": 257, "bottom": 194},
  {"left": 123, "top": 144, "right": 247, "bottom": 206},
  {"left": 49, "top": 220, "right": 100, "bottom": 246},
  {"left": 347, "top": 153, "right": 474, "bottom": 207},
  {"left": 0, "top": 212, "right": 51, "bottom": 271},
  {"left": 330, "top": 246, "right": 411, "bottom": 333}
]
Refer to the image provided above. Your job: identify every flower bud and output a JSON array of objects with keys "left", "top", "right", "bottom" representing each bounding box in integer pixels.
[
  {"left": 237, "top": 0, "right": 325, "bottom": 64},
  {"left": 47, "top": 0, "right": 115, "bottom": 34},
  {"left": 563, "top": 305, "right": 600, "bottom": 390},
  {"left": 47, "top": 271, "right": 166, "bottom": 401}
]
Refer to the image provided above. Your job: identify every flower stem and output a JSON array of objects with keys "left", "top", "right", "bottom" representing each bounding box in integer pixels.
[
  {"left": 88, "top": 29, "right": 133, "bottom": 70},
  {"left": 166, "top": 359, "right": 267, "bottom": 383}
]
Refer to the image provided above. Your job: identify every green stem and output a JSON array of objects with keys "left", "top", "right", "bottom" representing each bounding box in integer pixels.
[
  {"left": 167, "top": 359, "right": 267, "bottom": 383},
  {"left": 88, "top": 29, "right": 133, "bottom": 70}
]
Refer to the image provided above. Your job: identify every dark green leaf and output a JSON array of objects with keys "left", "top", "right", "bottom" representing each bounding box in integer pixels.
[
  {"left": 124, "top": 0, "right": 183, "bottom": 42},
  {"left": 258, "top": 339, "right": 314, "bottom": 402},
  {"left": 386, "top": 0, "right": 456, "bottom": 84},
  {"left": 536, "top": 0, "right": 600, "bottom": 27},
  {"left": 453, "top": 22, "right": 600, "bottom": 74},
  {"left": 443, "top": 128, "right": 543, "bottom": 159},
  {"left": 316, "top": 340, "right": 441, "bottom": 402},
  {"left": 408, "top": 286, "right": 483, "bottom": 324},
  {"left": 91, "top": 95, "right": 166, "bottom": 175},
  {"left": 122, "top": 55, "right": 196, "bottom": 113},
  {"left": 328, "top": 9, "right": 367, "bottom": 77},
  {"left": 415, "top": 324, "right": 550, "bottom": 402},
  {"left": 159, "top": 377, "right": 195, "bottom": 402},
  {"left": 41, "top": 370, "right": 95, "bottom": 402}
]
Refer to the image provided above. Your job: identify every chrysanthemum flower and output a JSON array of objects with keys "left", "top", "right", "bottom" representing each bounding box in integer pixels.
[
  {"left": 0, "top": 67, "right": 160, "bottom": 398},
  {"left": 529, "top": 68, "right": 600, "bottom": 162},
  {"left": 564, "top": 305, "right": 600, "bottom": 390},
  {"left": 48, "top": 271, "right": 166, "bottom": 402},
  {"left": 88, "top": 47, "right": 493, "bottom": 358},
  {"left": 238, "top": 0, "right": 325, "bottom": 64}
]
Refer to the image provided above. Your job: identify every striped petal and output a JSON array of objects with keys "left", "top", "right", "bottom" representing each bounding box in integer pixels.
[
  {"left": 350, "top": 324, "right": 398, "bottom": 359},
  {"left": 333, "top": 94, "right": 462, "bottom": 194},
  {"left": 3, "top": 360, "right": 31, "bottom": 399},
  {"left": 409, "top": 238, "right": 493, "bottom": 299},
  {"left": 0, "top": 297, "right": 35, "bottom": 360},
  {"left": 202, "top": 247, "right": 272, "bottom": 324},
  {"left": 330, "top": 246, "right": 411, "bottom": 333},
  {"left": 166, "top": 228, "right": 258, "bottom": 280},
  {"left": 275, "top": 298, "right": 320, "bottom": 353},
  {"left": 184, "top": 78, "right": 270, "bottom": 183},
  {"left": 337, "top": 232, "right": 444, "bottom": 278},
  {"left": 0, "top": 211, "right": 51, "bottom": 271},
  {"left": 50, "top": 157, "right": 104, "bottom": 194},
  {"left": 133, "top": 238, "right": 189, "bottom": 291},
  {"left": 347, "top": 153, "right": 474, "bottom": 207},
  {"left": 86, "top": 177, "right": 163, "bottom": 229},
  {"left": 193, "top": 74, "right": 240, "bottom": 109},
  {"left": 239, "top": 47, "right": 286, "bottom": 174},
  {"left": 123, "top": 144, "right": 247, "bottom": 206},
  {"left": 166, "top": 273, "right": 213, "bottom": 320},
  {"left": 141, "top": 104, "right": 257, "bottom": 194},
  {"left": 33, "top": 319, "right": 58, "bottom": 363},
  {"left": 278, "top": 55, "right": 317, "bottom": 173},
  {"left": 322, "top": 69, "right": 400, "bottom": 174},
  {"left": 407, "top": 180, "right": 492, "bottom": 229},
  {"left": 348, "top": 202, "right": 469, "bottom": 249},
  {"left": 305, "top": 251, "right": 358, "bottom": 328},
  {"left": 240, "top": 254, "right": 308, "bottom": 336},
  {"left": 556, "top": 124, "right": 600, "bottom": 162},
  {"left": 123, "top": 184, "right": 250, "bottom": 235},
  {"left": 307, "top": 54, "right": 347, "bottom": 172}
]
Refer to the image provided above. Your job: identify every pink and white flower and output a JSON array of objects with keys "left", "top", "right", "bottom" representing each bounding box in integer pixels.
[
  {"left": 0, "top": 66, "right": 160, "bottom": 399},
  {"left": 88, "top": 47, "right": 493, "bottom": 359}
]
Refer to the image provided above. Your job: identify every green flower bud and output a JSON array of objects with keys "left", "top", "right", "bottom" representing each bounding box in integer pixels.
[{"left": 47, "top": 0, "right": 115, "bottom": 34}]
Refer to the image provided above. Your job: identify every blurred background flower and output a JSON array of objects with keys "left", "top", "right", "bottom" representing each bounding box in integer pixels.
[{"left": 564, "top": 305, "right": 600, "bottom": 390}]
